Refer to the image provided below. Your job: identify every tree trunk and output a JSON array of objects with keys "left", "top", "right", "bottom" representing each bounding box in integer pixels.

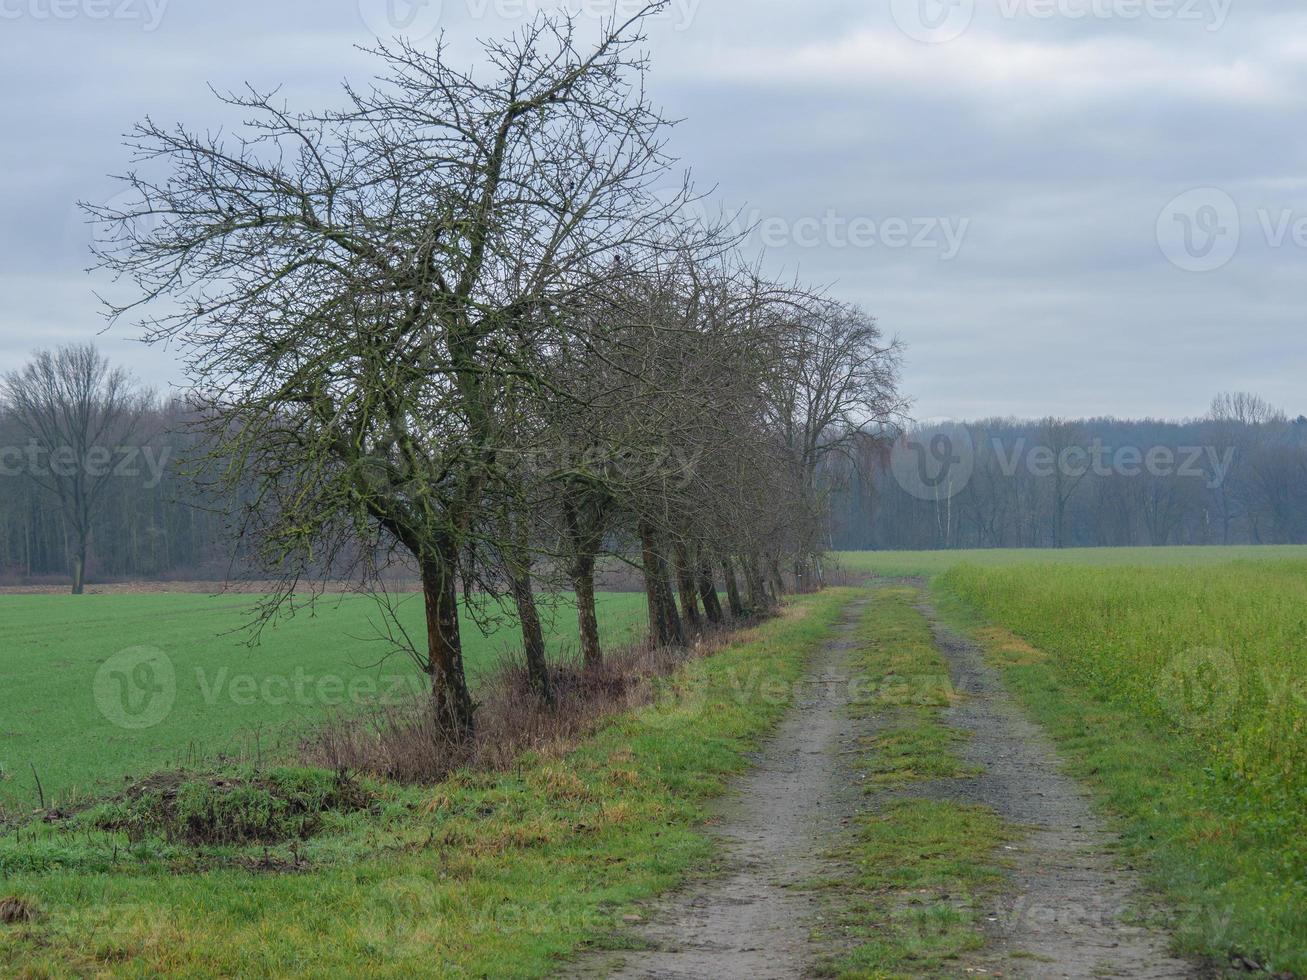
[
  {"left": 769, "top": 557, "right": 786, "bottom": 601},
  {"left": 562, "top": 499, "right": 604, "bottom": 670},
  {"left": 70, "top": 535, "right": 87, "bottom": 595},
  {"left": 721, "top": 555, "right": 746, "bottom": 618},
  {"left": 572, "top": 552, "right": 603, "bottom": 672},
  {"left": 639, "top": 520, "right": 684, "bottom": 647},
  {"left": 743, "top": 553, "right": 769, "bottom": 612},
  {"left": 673, "top": 540, "right": 703, "bottom": 633},
  {"left": 509, "top": 567, "right": 552, "bottom": 705},
  {"left": 639, "top": 522, "right": 662, "bottom": 647},
  {"left": 697, "top": 556, "right": 724, "bottom": 624},
  {"left": 420, "top": 556, "right": 475, "bottom": 742},
  {"left": 793, "top": 557, "right": 809, "bottom": 594}
]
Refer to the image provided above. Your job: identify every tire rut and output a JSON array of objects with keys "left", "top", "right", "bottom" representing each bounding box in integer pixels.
[
  {"left": 563, "top": 597, "right": 871, "bottom": 980},
  {"left": 916, "top": 601, "right": 1208, "bottom": 979}
]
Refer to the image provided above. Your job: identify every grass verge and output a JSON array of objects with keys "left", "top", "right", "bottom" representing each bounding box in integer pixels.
[
  {"left": 0, "top": 589, "right": 856, "bottom": 978},
  {"left": 816, "top": 588, "right": 1009, "bottom": 978},
  {"left": 932, "top": 579, "right": 1306, "bottom": 977}
]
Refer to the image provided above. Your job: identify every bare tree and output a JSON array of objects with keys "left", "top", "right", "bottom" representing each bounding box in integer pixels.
[
  {"left": 1037, "top": 417, "right": 1089, "bottom": 549},
  {"left": 1, "top": 345, "right": 152, "bottom": 594},
  {"left": 764, "top": 296, "right": 905, "bottom": 582},
  {"left": 87, "top": 4, "right": 702, "bottom": 741}
]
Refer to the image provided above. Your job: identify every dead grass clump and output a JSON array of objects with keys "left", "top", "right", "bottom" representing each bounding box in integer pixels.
[
  {"left": 0, "top": 896, "right": 36, "bottom": 924},
  {"left": 301, "top": 624, "right": 745, "bottom": 784}
]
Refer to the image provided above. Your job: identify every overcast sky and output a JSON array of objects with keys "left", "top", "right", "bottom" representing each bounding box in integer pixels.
[{"left": 1, "top": 0, "right": 1304, "bottom": 421}]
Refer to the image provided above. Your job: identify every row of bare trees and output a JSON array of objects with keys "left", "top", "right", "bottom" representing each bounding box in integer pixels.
[{"left": 82, "top": 5, "right": 904, "bottom": 740}]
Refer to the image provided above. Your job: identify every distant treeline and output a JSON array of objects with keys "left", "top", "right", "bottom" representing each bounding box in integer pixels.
[
  {"left": 0, "top": 401, "right": 240, "bottom": 584},
  {"left": 8, "top": 391, "right": 1307, "bottom": 581},
  {"left": 831, "top": 395, "right": 1307, "bottom": 551}
]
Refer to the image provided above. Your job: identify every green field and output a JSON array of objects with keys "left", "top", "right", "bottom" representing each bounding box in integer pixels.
[
  {"left": 4, "top": 548, "right": 1306, "bottom": 972},
  {"left": 0, "top": 590, "right": 856, "bottom": 977},
  {"left": 836, "top": 544, "right": 1307, "bottom": 578},
  {"left": 841, "top": 546, "right": 1307, "bottom": 971},
  {"left": 0, "top": 591, "right": 649, "bottom": 809}
]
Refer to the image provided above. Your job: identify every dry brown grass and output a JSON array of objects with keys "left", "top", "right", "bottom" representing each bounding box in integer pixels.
[
  {"left": 0, "top": 896, "right": 36, "bottom": 924},
  {"left": 299, "top": 620, "right": 759, "bottom": 784}
]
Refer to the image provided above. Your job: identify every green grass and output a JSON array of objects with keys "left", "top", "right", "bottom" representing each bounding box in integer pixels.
[
  {"left": 848, "top": 588, "right": 976, "bottom": 788},
  {"left": 933, "top": 563, "right": 1307, "bottom": 975},
  {"left": 0, "top": 589, "right": 857, "bottom": 977},
  {"left": 817, "top": 589, "right": 1007, "bottom": 978},
  {"left": 836, "top": 544, "right": 1307, "bottom": 579},
  {"left": 0, "top": 591, "right": 649, "bottom": 809}
]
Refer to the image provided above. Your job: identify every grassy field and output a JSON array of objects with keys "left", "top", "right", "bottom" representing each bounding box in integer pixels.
[
  {"left": 0, "top": 590, "right": 856, "bottom": 977},
  {"left": 0, "top": 591, "right": 649, "bottom": 810},
  {"left": 836, "top": 544, "right": 1307, "bottom": 578},
  {"left": 934, "top": 561, "right": 1307, "bottom": 971},
  {"left": 881, "top": 552, "right": 1307, "bottom": 973}
]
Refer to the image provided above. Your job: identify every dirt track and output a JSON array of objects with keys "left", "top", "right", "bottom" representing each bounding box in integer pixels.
[
  {"left": 568, "top": 597, "right": 872, "bottom": 979},
  {"left": 919, "top": 602, "right": 1202, "bottom": 979},
  {"left": 568, "top": 589, "right": 1202, "bottom": 979}
]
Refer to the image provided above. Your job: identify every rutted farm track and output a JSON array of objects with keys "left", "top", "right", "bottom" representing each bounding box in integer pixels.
[{"left": 569, "top": 586, "right": 1203, "bottom": 979}]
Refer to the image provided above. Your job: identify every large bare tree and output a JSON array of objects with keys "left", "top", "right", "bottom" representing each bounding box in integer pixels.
[{"left": 87, "top": 4, "right": 702, "bottom": 740}]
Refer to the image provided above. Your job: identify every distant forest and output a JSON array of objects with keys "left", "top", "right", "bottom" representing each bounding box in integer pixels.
[
  {"left": 831, "top": 395, "right": 1307, "bottom": 551},
  {"left": 0, "top": 400, "right": 241, "bottom": 584},
  {"left": 3, "top": 392, "right": 1306, "bottom": 585}
]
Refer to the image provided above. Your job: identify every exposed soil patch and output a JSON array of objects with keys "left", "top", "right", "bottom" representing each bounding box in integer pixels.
[
  {"left": 918, "top": 601, "right": 1207, "bottom": 979},
  {"left": 566, "top": 598, "right": 872, "bottom": 979}
]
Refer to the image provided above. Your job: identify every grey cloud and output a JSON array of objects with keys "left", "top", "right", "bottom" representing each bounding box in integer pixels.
[{"left": 0, "top": 0, "right": 1303, "bottom": 420}]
